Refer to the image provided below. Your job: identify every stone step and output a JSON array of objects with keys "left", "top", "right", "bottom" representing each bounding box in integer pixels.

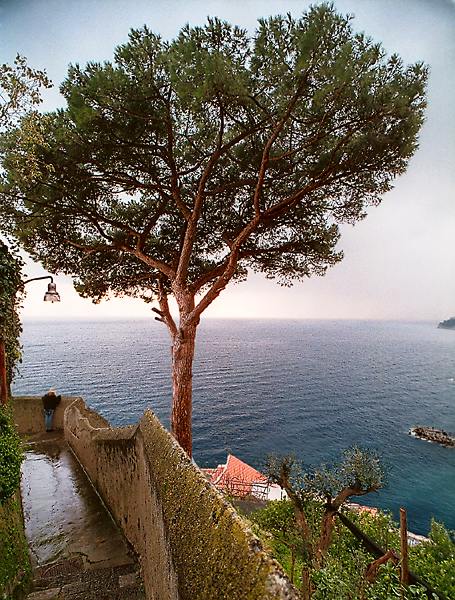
[
  {"left": 26, "top": 560, "right": 145, "bottom": 600},
  {"left": 32, "top": 557, "right": 85, "bottom": 590},
  {"left": 26, "top": 584, "right": 145, "bottom": 600}
]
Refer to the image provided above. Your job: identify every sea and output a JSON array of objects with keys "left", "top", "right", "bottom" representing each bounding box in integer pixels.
[{"left": 12, "top": 318, "right": 455, "bottom": 537}]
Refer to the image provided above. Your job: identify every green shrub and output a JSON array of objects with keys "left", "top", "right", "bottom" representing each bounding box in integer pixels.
[
  {"left": 0, "top": 405, "right": 23, "bottom": 505},
  {"left": 364, "top": 562, "right": 435, "bottom": 599},
  {"left": 410, "top": 520, "right": 455, "bottom": 599},
  {"left": 251, "top": 499, "right": 450, "bottom": 599},
  {"left": 0, "top": 493, "right": 31, "bottom": 598}
]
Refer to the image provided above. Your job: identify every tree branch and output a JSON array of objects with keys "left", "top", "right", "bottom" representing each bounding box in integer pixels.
[
  {"left": 252, "top": 85, "right": 304, "bottom": 217},
  {"left": 332, "top": 484, "right": 380, "bottom": 510},
  {"left": 190, "top": 239, "right": 321, "bottom": 293},
  {"left": 157, "top": 278, "right": 177, "bottom": 337},
  {"left": 174, "top": 115, "right": 271, "bottom": 286},
  {"left": 163, "top": 95, "right": 192, "bottom": 221}
]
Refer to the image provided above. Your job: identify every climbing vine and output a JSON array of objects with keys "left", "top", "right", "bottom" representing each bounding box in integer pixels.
[
  {"left": 0, "top": 241, "right": 24, "bottom": 386},
  {"left": 0, "top": 243, "right": 24, "bottom": 506},
  {"left": 0, "top": 405, "right": 22, "bottom": 504}
]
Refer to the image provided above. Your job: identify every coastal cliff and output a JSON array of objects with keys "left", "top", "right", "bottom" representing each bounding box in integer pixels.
[{"left": 410, "top": 426, "right": 455, "bottom": 447}]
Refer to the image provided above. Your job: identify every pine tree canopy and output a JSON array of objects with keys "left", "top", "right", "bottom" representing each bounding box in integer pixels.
[{"left": 0, "top": 4, "right": 427, "bottom": 312}]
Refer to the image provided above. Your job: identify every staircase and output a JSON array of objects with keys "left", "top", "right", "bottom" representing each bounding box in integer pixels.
[
  {"left": 21, "top": 434, "right": 146, "bottom": 600},
  {"left": 26, "top": 557, "right": 144, "bottom": 600}
]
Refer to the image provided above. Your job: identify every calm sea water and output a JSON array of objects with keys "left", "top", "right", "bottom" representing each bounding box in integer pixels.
[{"left": 13, "top": 318, "right": 455, "bottom": 536}]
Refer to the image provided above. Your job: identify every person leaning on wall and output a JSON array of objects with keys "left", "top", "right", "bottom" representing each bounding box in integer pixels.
[{"left": 41, "top": 388, "right": 61, "bottom": 432}]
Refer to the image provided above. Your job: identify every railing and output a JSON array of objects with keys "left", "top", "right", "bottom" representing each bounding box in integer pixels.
[{"left": 217, "top": 476, "right": 270, "bottom": 500}]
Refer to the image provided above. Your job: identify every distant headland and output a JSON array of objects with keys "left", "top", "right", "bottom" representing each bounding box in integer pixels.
[
  {"left": 410, "top": 426, "right": 455, "bottom": 447},
  {"left": 438, "top": 317, "right": 455, "bottom": 330}
]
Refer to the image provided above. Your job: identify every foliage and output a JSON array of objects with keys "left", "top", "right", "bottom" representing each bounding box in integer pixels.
[
  {"left": 348, "top": 509, "right": 400, "bottom": 554},
  {"left": 0, "top": 54, "right": 51, "bottom": 129},
  {"left": 0, "top": 5, "right": 428, "bottom": 454},
  {"left": 0, "top": 409, "right": 25, "bottom": 598},
  {"left": 252, "top": 498, "right": 298, "bottom": 540},
  {"left": 0, "top": 493, "right": 31, "bottom": 598},
  {"left": 410, "top": 520, "right": 455, "bottom": 598},
  {"left": 263, "top": 449, "right": 387, "bottom": 599},
  {"left": 251, "top": 499, "right": 302, "bottom": 583},
  {"left": 0, "top": 405, "right": 23, "bottom": 504},
  {"left": 305, "top": 447, "right": 385, "bottom": 502},
  {"left": 362, "top": 562, "right": 436, "bottom": 600},
  {"left": 252, "top": 498, "right": 448, "bottom": 599},
  {"left": 266, "top": 448, "right": 385, "bottom": 566},
  {"left": 0, "top": 55, "right": 49, "bottom": 390},
  {"left": 0, "top": 56, "right": 46, "bottom": 599},
  {"left": 265, "top": 448, "right": 385, "bottom": 511},
  {"left": 311, "top": 547, "right": 371, "bottom": 600},
  {"left": 0, "top": 6, "right": 427, "bottom": 302},
  {"left": 0, "top": 55, "right": 51, "bottom": 181},
  {"left": 0, "top": 243, "right": 23, "bottom": 386}
]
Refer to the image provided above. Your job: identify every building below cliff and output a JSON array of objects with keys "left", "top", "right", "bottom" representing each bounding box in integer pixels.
[{"left": 202, "top": 454, "right": 287, "bottom": 501}]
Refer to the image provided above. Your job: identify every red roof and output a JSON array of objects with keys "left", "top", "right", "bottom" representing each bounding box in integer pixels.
[{"left": 209, "top": 454, "right": 267, "bottom": 497}]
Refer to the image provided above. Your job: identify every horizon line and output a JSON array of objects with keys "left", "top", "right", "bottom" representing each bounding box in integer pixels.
[{"left": 21, "top": 316, "right": 441, "bottom": 323}]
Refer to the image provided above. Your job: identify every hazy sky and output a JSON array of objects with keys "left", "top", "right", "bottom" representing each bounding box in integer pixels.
[{"left": 1, "top": 0, "right": 454, "bottom": 321}]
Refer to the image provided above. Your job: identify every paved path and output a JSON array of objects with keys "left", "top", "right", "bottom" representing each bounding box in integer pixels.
[{"left": 20, "top": 433, "right": 145, "bottom": 600}]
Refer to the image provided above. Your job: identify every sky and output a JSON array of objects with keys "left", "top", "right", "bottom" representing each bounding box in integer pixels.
[{"left": 0, "top": 0, "right": 454, "bottom": 321}]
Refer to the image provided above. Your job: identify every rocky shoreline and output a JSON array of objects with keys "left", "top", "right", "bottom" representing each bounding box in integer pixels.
[
  {"left": 438, "top": 317, "right": 455, "bottom": 330},
  {"left": 410, "top": 426, "right": 455, "bottom": 447}
]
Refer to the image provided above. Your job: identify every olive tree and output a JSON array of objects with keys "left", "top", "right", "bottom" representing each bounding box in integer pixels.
[
  {"left": 266, "top": 448, "right": 385, "bottom": 598},
  {"left": 0, "top": 5, "right": 427, "bottom": 456},
  {"left": 304, "top": 447, "right": 384, "bottom": 563}
]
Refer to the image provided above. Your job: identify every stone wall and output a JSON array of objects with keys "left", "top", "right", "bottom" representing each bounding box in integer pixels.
[
  {"left": 64, "top": 398, "right": 177, "bottom": 600},
  {"left": 15, "top": 396, "right": 298, "bottom": 600},
  {"left": 13, "top": 395, "right": 89, "bottom": 434}
]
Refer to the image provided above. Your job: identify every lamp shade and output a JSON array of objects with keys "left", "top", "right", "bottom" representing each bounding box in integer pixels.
[{"left": 44, "top": 282, "right": 61, "bottom": 303}]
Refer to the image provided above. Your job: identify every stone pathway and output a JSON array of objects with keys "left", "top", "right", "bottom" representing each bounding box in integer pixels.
[{"left": 20, "top": 434, "right": 145, "bottom": 600}]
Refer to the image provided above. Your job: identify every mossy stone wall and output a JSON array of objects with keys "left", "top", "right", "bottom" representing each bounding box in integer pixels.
[
  {"left": 64, "top": 398, "right": 298, "bottom": 600},
  {"left": 64, "top": 398, "right": 177, "bottom": 600},
  {"left": 138, "top": 410, "right": 297, "bottom": 600}
]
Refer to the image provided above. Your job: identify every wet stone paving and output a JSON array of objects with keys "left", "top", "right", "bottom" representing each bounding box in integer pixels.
[{"left": 20, "top": 434, "right": 145, "bottom": 600}]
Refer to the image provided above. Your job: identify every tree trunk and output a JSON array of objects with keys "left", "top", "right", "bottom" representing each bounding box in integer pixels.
[
  {"left": 171, "top": 321, "right": 197, "bottom": 458},
  {"left": 400, "top": 507, "right": 409, "bottom": 586},
  {"left": 0, "top": 339, "right": 8, "bottom": 406},
  {"left": 316, "top": 508, "right": 337, "bottom": 566},
  {"left": 300, "top": 565, "right": 312, "bottom": 600},
  {"left": 290, "top": 546, "right": 296, "bottom": 584}
]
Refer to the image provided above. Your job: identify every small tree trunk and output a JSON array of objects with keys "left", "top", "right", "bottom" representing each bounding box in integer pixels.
[
  {"left": 300, "top": 565, "right": 312, "bottom": 600},
  {"left": 171, "top": 322, "right": 197, "bottom": 458},
  {"left": 293, "top": 507, "right": 313, "bottom": 562},
  {"left": 316, "top": 509, "right": 337, "bottom": 566},
  {"left": 290, "top": 546, "right": 296, "bottom": 584},
  {"left": 0, "top": 339, "right": 8, "bottom": 406},
  {"left": 400, "top": 507, "right": 409, "bottom": 586}
]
